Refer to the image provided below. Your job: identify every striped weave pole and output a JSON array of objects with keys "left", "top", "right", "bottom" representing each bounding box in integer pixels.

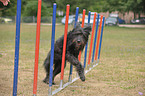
[
  {"left": 13, "top": 0, "right": 21, "bottom": 96},
  {"left": 98, "top": 17, "right": 105, "bottom": 61},
  {"left": 92, "top": 14, "right": 100, "bottom": 63},
  {"left": 33, "top": 0, "right": 42, "bottom": 95},
  {"left": 68, "top": 7, "right": 79, "bottom": 82},
  {"left": 84, "top": 11, "right": 91, "bottom": 69},
  {"left": 60, "top": 4, "right": 70, "bottom": 88},
  {"left": 94, "top": 15, "right": 103, "bottom": 61},
  {"left": 48, "top": 3, "right": 57, "bottom": 95},
  {"left": 78, "top": 9, "right": 86, "bottom": 61},
  {"left": 88, "top": 12, "right": 96, "bottom": 67}
]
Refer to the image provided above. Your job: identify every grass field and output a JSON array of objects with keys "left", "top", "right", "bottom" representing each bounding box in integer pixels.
[{"left": 0, "top": 24, "right": 145, "bottom": 96}]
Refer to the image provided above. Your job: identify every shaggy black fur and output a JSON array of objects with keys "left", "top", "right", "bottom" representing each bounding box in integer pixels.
[{"left": 43, "top": 25, "right": 91, "bottom": 84}]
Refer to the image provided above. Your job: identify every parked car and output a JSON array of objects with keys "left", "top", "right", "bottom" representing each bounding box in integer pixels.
[
  {"left": 78, "top": 15, "right": 88, "bottom": 24},
  {"left": 84, "top": 16, "right": 94, "bottom": 24},
  {"left": 130, "top": 17, "right": 145, "bottom": 24},
  {"left": 61, "top": 15, "right": 75, "bottom": 25},
  {"left": 105, "top": 17, "right": 118, "bottom": 26},
  {"left": 109, "top": 13, "right": 119, "bottom": 18},
  {"left": 140, "top": 17, "right": 145, "bottom": 24},
  {"left": 118, "top": 18, "right": 125, "bottom": 24},
  {"left": 109, "top": 13, "right": 125, "bottom": 24},
  {"left": 130, "top": 18, "right": 140, "bottom": 24},
  {"left": 0, "top": 17, "right": 12, "bottom": 23},
  {"left": 105, "top": 17, "right": 125, "bottom": 26},
  {"left": 84, "top": 15, "right": 100, "bottom": 25}
]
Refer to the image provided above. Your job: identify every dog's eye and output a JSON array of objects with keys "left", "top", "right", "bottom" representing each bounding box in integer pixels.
[{"left": 77, "top": 40, "right": 81, "bottom": 44}]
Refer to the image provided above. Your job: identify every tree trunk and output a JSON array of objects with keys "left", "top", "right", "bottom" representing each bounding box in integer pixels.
[
  {"left": 138, "top": 13, "right": 140, "bottom": 19},
  {"left": 134, "top": 12, "right": 136, "bottom": 19}
]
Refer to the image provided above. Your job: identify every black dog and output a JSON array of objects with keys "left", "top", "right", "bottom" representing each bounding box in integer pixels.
[{"left": 43, "top": 25, "right": 91, "bottom": 84}]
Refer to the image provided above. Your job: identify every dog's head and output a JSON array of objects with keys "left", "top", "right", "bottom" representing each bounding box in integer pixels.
[{"left": 68, "top": 25, "right": 92, "bottom": 51}]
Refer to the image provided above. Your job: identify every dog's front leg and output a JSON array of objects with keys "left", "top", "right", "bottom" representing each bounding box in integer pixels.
[{"left": 66, "top": 53, "right": 85, "bottom": 81}]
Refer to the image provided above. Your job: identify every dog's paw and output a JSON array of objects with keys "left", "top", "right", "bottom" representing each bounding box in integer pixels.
[
  {"left": 52, "top": 82, "right": 56, "bottom": 85},
  {"left": 43, "top": 79, "right": 56, "bottom": 85},
  {"left": 78, "top": 68, "right": 85, "bottom": 81},
  {"left": 80, "top": 75, "right": 85, "bottom": 81},
  {"left": 43, "top": 79, "right": 49, "bottom": 84}
]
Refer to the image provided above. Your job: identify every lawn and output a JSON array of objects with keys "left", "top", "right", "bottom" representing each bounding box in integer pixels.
[{"left": 0, "top": 24, "right": 145, "bottom": 96}]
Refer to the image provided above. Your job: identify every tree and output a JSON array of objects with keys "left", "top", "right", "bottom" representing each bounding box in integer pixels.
[
  {"left": 43, "top": 0, "right": 56, "bottom": 7},
  {"left": 98, "top": 0, "right": 145, "bottom": 18},
  {"left": 56, "top": 0, "right": 95, "bottom": 14},
  {"left": 0, "top": 0, "right": 144, "bottom": 18},
  {"left": 125, "top": 0, "right": 145, "bottom": 18},
  {"left": 0, "top": 0, "right": 26, "bottom": 16},
  {"left": 87, "top": 0, "right": 108, "bottom": 13},
  {"left": 23, "top": 1, "right": 49, "bottom": 17}
]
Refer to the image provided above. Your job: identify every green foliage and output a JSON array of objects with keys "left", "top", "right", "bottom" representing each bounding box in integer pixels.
[
  {"left": 101, "top": 0, "right": 145, "bottom": 14},
  {"left": 88, "top": 0, "right": 108, "bottom": 12},
  {"left": 0, "top": 0, "right": 144, "bottom": 17},
  {"left": 125, "top": 0, "right": 145, "bottom": 13},
  {"left": 56, "top": 0, "right": 95, "bottom": 14},
  {"left": 23, "top": 1, "right": 50, "bottom": 17},
  {"left": 0, "top": 0, "right": 17, "bottom": 16},
  {"left": 0, "top": 0, "right": 26, "bottom": 16}
]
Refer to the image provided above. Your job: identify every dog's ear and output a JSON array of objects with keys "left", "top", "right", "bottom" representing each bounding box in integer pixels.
[
  {"left": 83, "top": 25, "right": 92, "bottom": 34},
  {"left": 71, "top": 23, "right": 81, "bottom": 32},
  {"left": 75, "top": 23, "right": 81, "bottom": 29}
]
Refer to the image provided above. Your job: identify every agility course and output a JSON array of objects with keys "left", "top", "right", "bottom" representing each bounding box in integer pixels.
[{"left": 12, "top": 1, "right": 105, "bottom": 96}]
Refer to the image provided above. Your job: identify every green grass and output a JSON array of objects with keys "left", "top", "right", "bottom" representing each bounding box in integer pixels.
[{"left": 0, "top": 24, "right": 145, "bottom": 96}]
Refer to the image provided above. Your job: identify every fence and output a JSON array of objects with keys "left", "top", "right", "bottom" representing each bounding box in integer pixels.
[
  {"left": 0, "top": 16, "right": 62, "bottom": 23},
  {"left": 12, "top": 1, "right": 105, "bottom": 96}
]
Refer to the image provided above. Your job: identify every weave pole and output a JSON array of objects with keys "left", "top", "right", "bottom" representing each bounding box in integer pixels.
[
  {"left": 88, "top": 12, "right": 96, "bottom": 66},
  {"left": 98, "top": 17, "right": 105, "bottom": 61},
  {"left": 78, "top": 9, "right": 86, "bottom": 61},
  {"left": 60, "top": 4, "right": 70, "bottom": 88},
  {"left": 74, "top": 7, "right": 79, "bottom": 28},
  {"left": 13, "top": 0, "right": 21, "bottom": 96},
  {"left": 68, "top": 7, "right": 79, "bottom": 82},
  {"left": 94, "top": 15, "right": 103, "bottom": 61},
  {"left": 92, "top": 14, "right": 100, "bottom": 62},
  {"left": 33, "top": 0, "right": 42, "bottom": 96},
  {"left": 84, "top": 11, "right": 91, "bottom": 69},
  {"left": 48, "top": 3, "right": 57, "bottom": 95}
]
